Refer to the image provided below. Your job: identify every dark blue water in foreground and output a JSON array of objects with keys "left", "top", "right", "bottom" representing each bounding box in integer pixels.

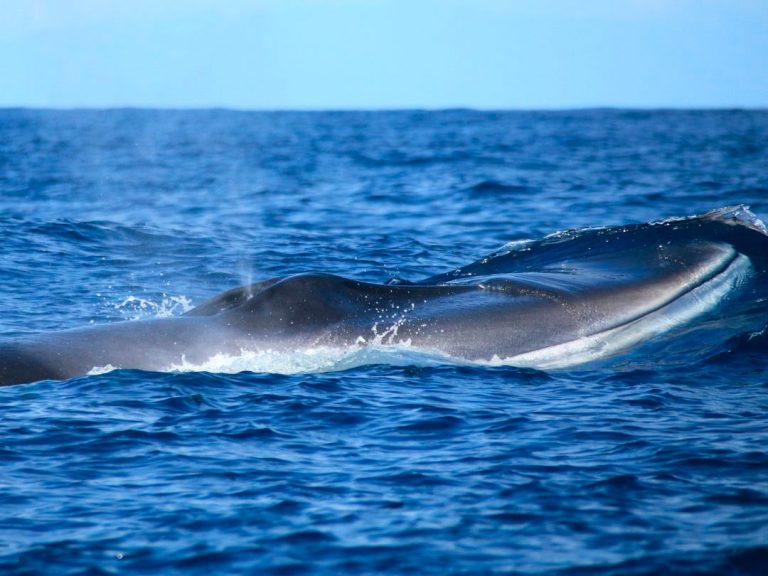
[{"left": 1, "top": 109, "right": 768, "bottom": 574}]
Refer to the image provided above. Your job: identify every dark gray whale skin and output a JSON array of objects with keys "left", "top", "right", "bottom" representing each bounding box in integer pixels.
[{"left": 2, "top": 207, "right": 767, "bottom": 386}]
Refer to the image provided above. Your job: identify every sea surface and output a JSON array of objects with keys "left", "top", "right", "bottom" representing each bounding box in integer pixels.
[{"left": 1, "top": 109, "right": 768, "bottom": 574}]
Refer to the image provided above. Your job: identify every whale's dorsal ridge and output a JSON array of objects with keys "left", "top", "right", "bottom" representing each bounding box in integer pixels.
[{"left": 184, "top": 277, "right": 283, "bottom": 316}]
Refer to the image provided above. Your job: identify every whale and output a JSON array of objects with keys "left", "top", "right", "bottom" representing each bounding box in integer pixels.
[{"left": 1, "top": 206, "right": 767, "bottom": 386}]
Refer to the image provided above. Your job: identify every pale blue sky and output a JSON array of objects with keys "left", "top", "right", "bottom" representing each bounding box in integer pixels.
[{"left": 1, "top": 0, "right": 766, "bottom": 109}]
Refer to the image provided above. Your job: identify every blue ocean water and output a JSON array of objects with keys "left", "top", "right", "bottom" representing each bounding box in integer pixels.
[{"left": 1, "top": 109, "right": 768, "bottom": 574}]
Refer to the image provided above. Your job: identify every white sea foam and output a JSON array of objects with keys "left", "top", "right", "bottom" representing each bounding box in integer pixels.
[
  {"left": 87, "top": 364, "right": 119, "bottom": 376},
  {"left": 86, "top": 321, "right": 459, "bottom": 377},
  {"left": 163, "top": 344, "right": 456, "bottom": 376}
]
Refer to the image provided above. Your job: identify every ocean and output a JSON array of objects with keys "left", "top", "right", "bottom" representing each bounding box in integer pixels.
[{"left": 1, "top": 109, "right": 767, "bottom": 574}]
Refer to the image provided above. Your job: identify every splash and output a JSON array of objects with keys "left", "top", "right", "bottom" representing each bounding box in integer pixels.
[
  {"left": 86, "top": 343, "right": 457, "bottom": 377},
  {"left": 113, "top": 294, "right": 193, "bottom": 320}
]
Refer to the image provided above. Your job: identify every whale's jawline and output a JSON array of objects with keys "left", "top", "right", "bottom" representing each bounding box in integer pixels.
[{"left": 496, "top": 253, "right": 752, "bottom": 370}]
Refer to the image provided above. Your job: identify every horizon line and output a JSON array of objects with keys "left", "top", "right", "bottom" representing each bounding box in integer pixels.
[{"left": 2, "top": 105, "right": 767, "bottom": 113}]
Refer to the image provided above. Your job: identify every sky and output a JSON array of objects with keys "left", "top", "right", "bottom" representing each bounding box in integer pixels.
[{"left": 1, "top": 0, "right": 766, "bottom": 109}]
